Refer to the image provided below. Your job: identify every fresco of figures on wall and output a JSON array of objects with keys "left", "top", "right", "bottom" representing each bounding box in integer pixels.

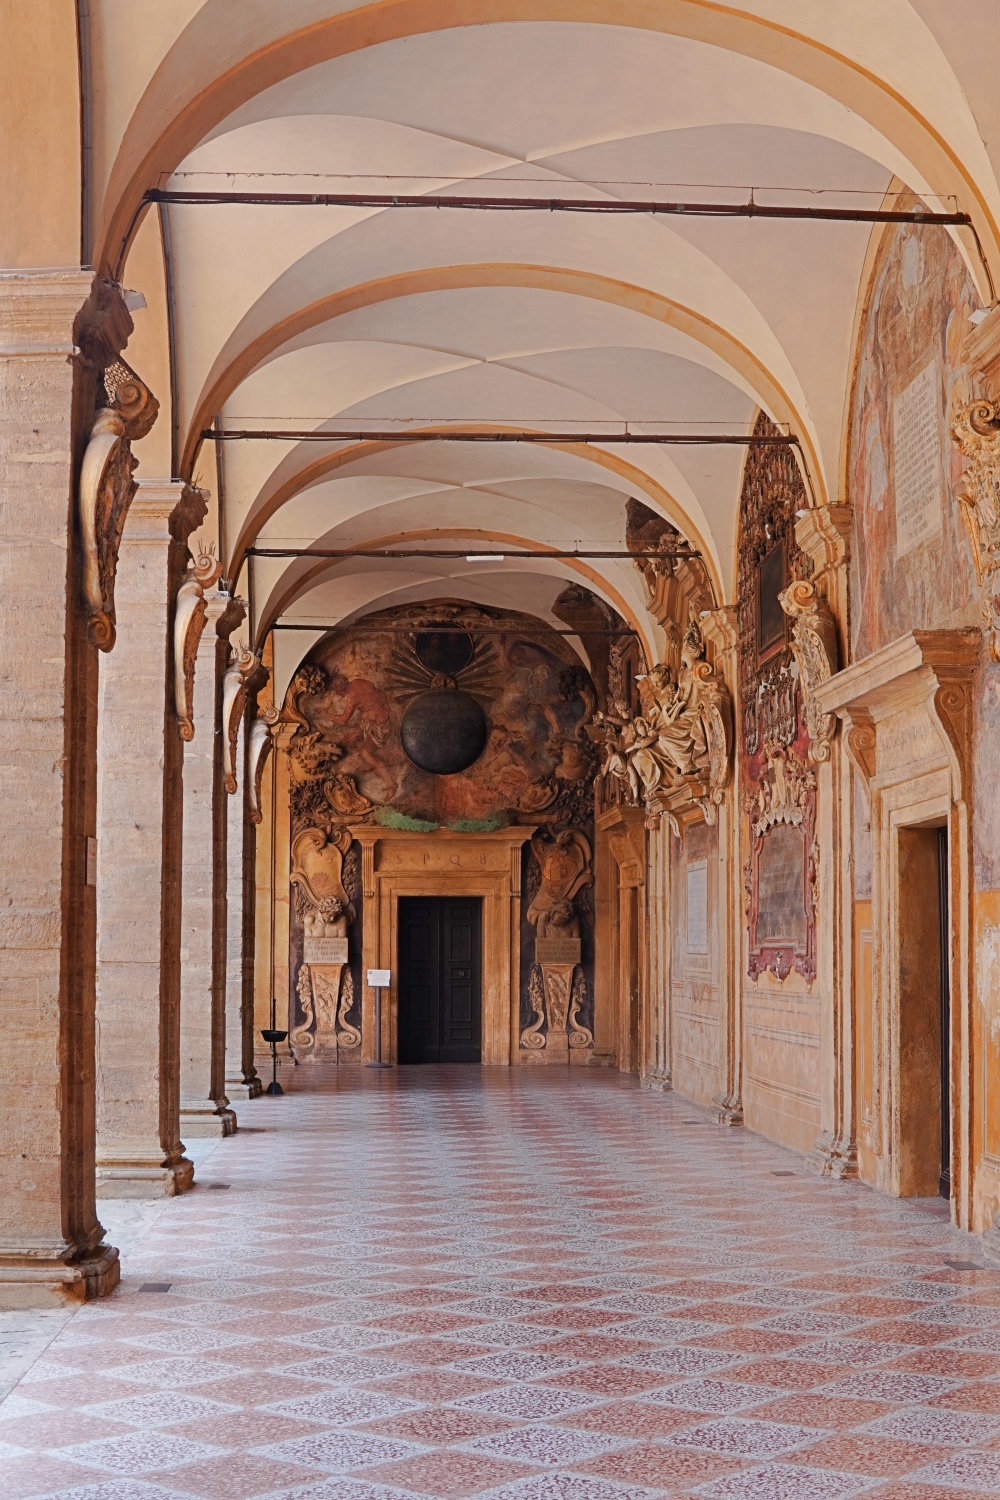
[
  {"left": 283, "top": 600, "right": 600, "bottom": 1059},
  {"left": 848, "top": 211, "right": 981, "bottom": 659}
]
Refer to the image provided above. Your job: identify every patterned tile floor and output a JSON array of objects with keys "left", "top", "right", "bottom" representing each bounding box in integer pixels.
[{"left": 3, "top": 1067, "right": 1000, "bottom": 1498}]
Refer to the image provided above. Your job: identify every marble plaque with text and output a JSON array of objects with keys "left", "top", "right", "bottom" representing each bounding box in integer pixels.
[
  {"left": 893, "top": 361, "right": 943, "bottom": 556},
  {"left": 756, "top": 824, "right": 807, "bottom": 947},
  {"left": 536, "top": 937, "right": 581, "bottom": 966},
  {"left": 304, "top": 937, "right": 349, "bottom": 965}
]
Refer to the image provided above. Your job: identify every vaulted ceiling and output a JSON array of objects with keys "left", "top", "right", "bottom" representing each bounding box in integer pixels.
[{"left": 72, "top": 1, "right": 999, "bottom": 695}]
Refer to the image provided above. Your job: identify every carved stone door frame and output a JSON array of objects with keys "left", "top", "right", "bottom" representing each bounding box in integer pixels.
[
  {"left": 350, "top": 825, "right": 533, "bottom": 1066},
  {"left": 817, "top": 629, "right": 980, "bottom": 1227},
  {"left": 595, "top": 806, "right": 647, "bottom": 1074}
]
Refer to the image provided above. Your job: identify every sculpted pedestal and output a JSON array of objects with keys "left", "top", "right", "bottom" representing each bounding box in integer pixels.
[
  {"left": 95, "top": 481, "right": 202, "bottom": 1195},
  {"left": 179, "top": 594, "right": 242, "bottom": 1137}
]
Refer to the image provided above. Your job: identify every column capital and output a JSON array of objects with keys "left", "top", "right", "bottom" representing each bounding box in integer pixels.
[
  {"left": 128, "top": 477, "right": 209, "bottom": 543},
  {"left": 201, "top": 592, "right": 246, "bottom": 648},
  {"left": 700, "top": 604, "right": 738, "bottom": 656},
  {"left": 0, "top": 269, "right": 95, "bottom": 355},
  {"left": 128, "top": 480, "right": 208, "bottom": 545}
]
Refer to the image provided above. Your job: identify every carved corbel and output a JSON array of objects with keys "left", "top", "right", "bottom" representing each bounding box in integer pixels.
[
  {"left": 779, "top": 578, "right": 839, "bottom": 762},
  {"left": 79, "top": 357, "right": 159, "bottom": 649},
  {"left": 951, "top": 397, "right": 1000, "bottom": 660},
  {"left": 794, "top": 505, "right": 852, "bottom": 576},
  {"left": 844, "top": 710, "right": 877, "bottom": 787},
  {"left": 248, "top": 705, "right": 280, "bottom": 825},
  {"left": 173, "top": 542, "right": 222, "bottom": 740},
  {"left": 222, "top": 643, "right": 269, "bottom": 794}
]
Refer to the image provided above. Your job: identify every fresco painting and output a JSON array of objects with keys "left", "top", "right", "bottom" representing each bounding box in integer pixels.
[{"left": 848, "top": 214, "right": 981, "bottom": 660}]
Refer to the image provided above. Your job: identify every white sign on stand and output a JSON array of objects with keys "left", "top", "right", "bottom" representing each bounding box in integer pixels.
[{"left": 367, "top": 969, "right": 391, "bottom": 988}]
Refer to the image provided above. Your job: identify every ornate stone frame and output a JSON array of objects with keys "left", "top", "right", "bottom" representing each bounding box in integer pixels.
[
  {"left": 816, "top": 628, "right": 980, "bottom": 1226},
  {"left": 349, "top": 825, "right": 533, "bottom": 1066},
  {"left": 745, "top": 761, "right": 819, "bottom": 985}
]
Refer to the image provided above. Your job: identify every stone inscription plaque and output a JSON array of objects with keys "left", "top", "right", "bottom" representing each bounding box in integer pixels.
[
  {"left": 686, "top": 860, "right": 708, "bottom": 953},
  {"left": 304, "top": 937, "right": 349, "bottom": 965},
  {"left": 756, "top": 823, "right": 807, "bottom": 947},
  {"left": 893, "top": 361, "right": 943, "bottom": 556},
  {"left": 536, "top": 937, "right": 581, "bottom": 965}
]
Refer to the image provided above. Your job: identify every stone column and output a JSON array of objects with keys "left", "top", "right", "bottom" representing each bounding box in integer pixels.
[
  {"left": 0, "top": 272, "right": 118, "bottom": 1304},
  {"left": 179, "top": 593, "right": 243, "bottom": 1136},
  {"left": 702, "top": 606, "right": 743, "bottom": 1127},
  {"left": 225, "top": 716, "right": 261, "bottom": 1100},
  {"left": 793, "top": 506, "right": 857, "bottom": 1178},
  {"left": 94, "top": 480, "right": 204, "bottom": 1196}
]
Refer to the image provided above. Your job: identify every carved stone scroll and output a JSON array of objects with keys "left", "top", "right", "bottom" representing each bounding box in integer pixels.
[
  {"left": 173, "top": 540, "right": 220, "bottom": 740},
  {"left": 79, "top": 357, "right": 159, "bottom": 650},
  {"left": 247, "top": 707, "right": 279, "bottom": 824},
  {"left": 222, "top": 642, "right": 268, "bottom": 794},
  {"left": 951, "top": 397, "right": 1000, "bottom": 659},
  {"left": 778, "top": 578, "right": 839, "bottom": 762}
]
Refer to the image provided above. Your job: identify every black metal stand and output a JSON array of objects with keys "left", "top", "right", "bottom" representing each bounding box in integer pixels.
[
  {"left": 261, "top": 995, "right": 288, "bottom": 1095},
  {"left": 366, "top": 985, "right": 391, "bottom": 1069}
]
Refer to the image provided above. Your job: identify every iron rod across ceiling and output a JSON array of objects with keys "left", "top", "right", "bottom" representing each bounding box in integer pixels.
[
  {"left": 271, "top": 621, "right": 637, "bottom": 636},
  {"left": 205, "top": 428, "right": 795, "bottom": 446},
  {"left": 249, "top": 547, "right": 697, "bottom": 560},
  {"left": 148, "top": 188, "right": 970, "bottom": 226}
]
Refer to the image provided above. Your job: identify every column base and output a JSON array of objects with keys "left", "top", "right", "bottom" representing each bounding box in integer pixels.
[
  {"left": 180, "top": 1104, "right": 237, "bottom": 1137},
  {"left": 811, "top": 1131, "right": 859, "bottom": 1179},
  {"left": 715, "top": 1094, "right": 744, "bottom": 1127},
  {"left": 982, "top": 1221, "right": 1000, "bottom": 1264},
  {"left": 641, "top": 1070, "right": 673, "bottom": 1093},
  {"left": 586, "top": 1050, "right": 618, "bottom": 1068},
  {"left": 0, "top": 1245, "right": 120, "bottom": 1309},
  {"left": 226, "top": 1075, "right": 263, "bottom": 1101},
  {"left": 96, "top": 1157, "right": 194, "bottom": 1199}
]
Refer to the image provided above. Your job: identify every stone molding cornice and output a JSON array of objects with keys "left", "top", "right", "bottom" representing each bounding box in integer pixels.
[
  {"left": 816, "top": 628, "right": 980, "bottom": 799},
  {"left": 794, "top": 504, "right": 852, "bottom": 575}
]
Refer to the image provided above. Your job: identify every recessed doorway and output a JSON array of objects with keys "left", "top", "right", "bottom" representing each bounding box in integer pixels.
[
  {"left": 897, "top": 823, "right": 951, "bottom": 1200},
  {"left": 398, "top": 896, "right": 483, "bottom": 1063}
]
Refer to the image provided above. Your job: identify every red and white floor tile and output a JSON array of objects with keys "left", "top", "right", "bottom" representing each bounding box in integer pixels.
[{"left": 2, "top": 1068, "right": 1000, "bottom": 1497}]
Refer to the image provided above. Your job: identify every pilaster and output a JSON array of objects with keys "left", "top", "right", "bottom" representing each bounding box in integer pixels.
[
  {"left": 95, "top": 480, "right": 204, "bottom": 1196},
  {"left": 225, "top": 716, "right": 262, "bottom": 1099},
  {"left": 179, "top": 592, "right": 244, "bottom": 1136},
  {"left": 0, "top": 271, "right": 119, "bottom": 1303}
]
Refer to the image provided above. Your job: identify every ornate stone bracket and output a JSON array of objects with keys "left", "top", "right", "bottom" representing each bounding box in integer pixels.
[
  {"left": 79, "top": 354, "right": 159, "bottom": 650},
  {"left": 248, "top": 705, "right": 280, "bottom": 824},
  {"left": 779, "top": 578, "right": 839, "bottom": 762},
  {"left": 222, "top": 640, "right": 268, "bottom": 795},
  {"left": 173, "top": 539, "right": 220, "bottom": 739},
  {"left": 951, "top": 398, "right": 1000, "bottom": 660}
]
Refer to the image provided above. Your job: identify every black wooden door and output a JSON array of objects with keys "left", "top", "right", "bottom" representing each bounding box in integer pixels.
[{"left": 397, "top": 897, "right": 482, "bottom": 1063}]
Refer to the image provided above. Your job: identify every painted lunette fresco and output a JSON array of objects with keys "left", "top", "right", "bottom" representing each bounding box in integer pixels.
[{"left": 281, "top": 601, "right": 599, "bottom": 1056}]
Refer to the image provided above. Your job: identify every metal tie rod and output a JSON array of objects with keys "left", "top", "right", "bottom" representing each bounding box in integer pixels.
[
  {"left": 204, "top": 428, "right": 797, "bottom": 446},
  {"left": 148, "top": 188, "right": 971, "bottom": 226},
  {"left": 250, "top": 547, "right": 698, "bottom": 560}
]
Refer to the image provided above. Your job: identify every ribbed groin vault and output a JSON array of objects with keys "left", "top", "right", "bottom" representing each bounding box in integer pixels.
[{"left": 6, "top": 1, "right": 1000, "bottom": 1321}]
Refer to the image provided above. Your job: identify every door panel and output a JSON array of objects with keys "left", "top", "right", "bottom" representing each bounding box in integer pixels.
[{"left": 398, "top": 896, "right": 482, "bottom": 1063}]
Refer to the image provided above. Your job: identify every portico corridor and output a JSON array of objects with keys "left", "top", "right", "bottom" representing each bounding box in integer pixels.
[{"left": 2, "top": 1071, "right": 1000, "bottom": 1498}]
